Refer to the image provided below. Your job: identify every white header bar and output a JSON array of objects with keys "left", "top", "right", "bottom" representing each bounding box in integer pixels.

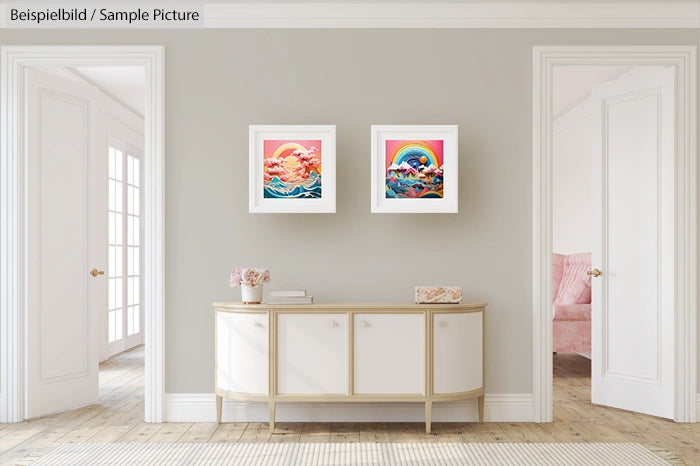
[{"left": 1, "top": 2, "right": 699, "bottom": 29}]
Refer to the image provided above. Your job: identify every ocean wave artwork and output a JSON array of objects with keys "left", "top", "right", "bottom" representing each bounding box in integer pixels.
[
  {"left": 264, "top": 172, "right": 322, "bottom": 198},
  {"left": 385, "top": 140, "right": 444, "bottom": 199},
  {"left": 263, "top": 140, "right": 322, "bottom": 199}
]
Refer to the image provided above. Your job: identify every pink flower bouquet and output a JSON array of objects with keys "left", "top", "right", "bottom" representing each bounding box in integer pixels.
[{"left": 229, "top": 267, "right": 271, "bottom": 288}]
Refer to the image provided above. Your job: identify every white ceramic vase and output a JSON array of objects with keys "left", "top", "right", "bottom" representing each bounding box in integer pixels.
[{"left": 241, "top": 285, "right": 263, "bottom": 304}]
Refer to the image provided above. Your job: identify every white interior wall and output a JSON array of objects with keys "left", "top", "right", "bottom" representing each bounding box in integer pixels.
[{"left": 553, "top": 100, "right": 593, "bottom": 255}]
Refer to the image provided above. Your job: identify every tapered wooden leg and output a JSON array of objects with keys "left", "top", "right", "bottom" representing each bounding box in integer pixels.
[
  {"left": 269, "top": 401, "right": 276, "bottom": 431},
  {"left": 477, "top": 395, "right": 484, "bottom": 423},
  {"left": 216, "top": 395, "right": 222, "bottom": 424},
  {"left": 425, "top": 400, "right": 432, "bottom": 434}
]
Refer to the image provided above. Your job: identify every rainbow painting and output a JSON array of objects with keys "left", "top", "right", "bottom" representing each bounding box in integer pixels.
[
  {"left": 385, "top": 140, "right": 444, "bottom": 199},
  {"left": 263, "top": 140, "right": 322, "bottom": 199}
]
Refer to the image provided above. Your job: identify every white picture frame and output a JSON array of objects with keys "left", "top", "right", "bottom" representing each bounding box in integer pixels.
[
  {"left": 371, "top": 125, "right": 458, "bottom": 213},
  {"left": 249, "top": 125, "right": 336, "bottom": 213}
]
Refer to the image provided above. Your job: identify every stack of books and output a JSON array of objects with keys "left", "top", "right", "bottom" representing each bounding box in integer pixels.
[{"left": 263, "top": 289, "right": 314, "bottom": 305}]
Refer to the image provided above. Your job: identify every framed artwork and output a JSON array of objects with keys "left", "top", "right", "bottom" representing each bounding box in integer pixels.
[
  {"left": 371, "top": 125, "right": 458, "bottom": 213},
  {"left": 249, "top": 125, "right": 336, "bottom": 213}
]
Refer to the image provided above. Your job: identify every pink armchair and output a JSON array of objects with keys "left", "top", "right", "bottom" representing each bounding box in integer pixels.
[{"left": 552, "top": 253, "right": 592, "bottom": 353}]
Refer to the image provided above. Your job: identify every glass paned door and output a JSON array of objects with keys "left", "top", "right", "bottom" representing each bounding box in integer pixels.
[
  {"left": 126, "top": 154, "right": 141, "bottom": 336},
  {"left": 108, "top": 142, "right": 143, "bottom": 353},
  {"left": 108, "top": 147, "right": 123, "bottom": 343}
]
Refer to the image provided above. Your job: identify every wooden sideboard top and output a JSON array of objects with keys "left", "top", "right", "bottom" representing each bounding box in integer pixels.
[{"left": 213, "top": 302, "right": 487, "bottom": 311}]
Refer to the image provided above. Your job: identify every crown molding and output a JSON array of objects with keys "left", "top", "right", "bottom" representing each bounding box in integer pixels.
[{"left": 202, "top": 2, "right": 700, "bottom": 29}]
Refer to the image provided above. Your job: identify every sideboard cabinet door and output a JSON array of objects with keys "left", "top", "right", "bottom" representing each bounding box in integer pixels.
[
  {"left": 277, "top": 313, "right": 347, "bottom": 395},
  {"left": 433, "top": 311, "right": 483, "bottom": 394},
  {"left": 216, "top": 312, "right": 268, "bottom": 394},
  {"left": 354, "top": 313, "right": 424, "bottom": 395}
]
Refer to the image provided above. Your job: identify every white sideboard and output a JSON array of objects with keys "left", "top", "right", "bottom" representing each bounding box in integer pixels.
[{"left": 213, "top": 302, "right": 486, "bottom": 433}]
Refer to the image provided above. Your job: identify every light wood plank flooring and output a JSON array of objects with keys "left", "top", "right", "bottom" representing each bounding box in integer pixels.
[{"left": 0, "top": 348, "right": 697, "bottom": 464}]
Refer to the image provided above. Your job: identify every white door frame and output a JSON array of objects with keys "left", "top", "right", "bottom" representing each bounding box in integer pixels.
[
  {"left": 0, "top": 46, "right": 165, "bottom": 423},
  {"left": 532, "top": 46, "right": 697, "bottom": 422}
]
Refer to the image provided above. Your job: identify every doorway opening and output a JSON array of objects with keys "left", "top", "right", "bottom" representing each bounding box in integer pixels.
[
  {"left": 532, "top": 46, "right": 697, "bottom": 423},
  {"left": 25, "top": 64, "right": 146, "bottom": 419},
  {"left": 551, "top": 64, "right": 636, "bottom": 417},
  {"left": 0, "top": 46, "right": 164, "bottom": 423}
]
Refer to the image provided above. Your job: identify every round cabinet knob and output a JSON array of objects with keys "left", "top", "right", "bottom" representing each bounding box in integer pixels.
[
  {"left": 330, "top": 321, "right": 338, "bottom": 328},
  {"left": 361, "top": 321, "right": 369, "bottom": 328},
  {"left": 440, "top": 321, "right": 448, "bottom": 328},
  {"left": 252, "top": 321, "right": 261, "bottom": 327}
]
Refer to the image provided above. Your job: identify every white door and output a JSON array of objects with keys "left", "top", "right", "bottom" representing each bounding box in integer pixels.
[
  {"left": 354, "top": 313, "right": 424, "bottom": 395},
  {"left": 590, "top": 66, "right": 674, "bottom": 419},
  {"left": 26, "top": 69, "right": 104, "bottom": 418},
  {"left": 277, "top": 314, "right": 346, "bottom": 395}
]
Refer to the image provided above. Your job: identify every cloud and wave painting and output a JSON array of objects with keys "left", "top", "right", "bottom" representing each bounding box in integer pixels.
[
  {"left": 263, "top": 140, "right": 322, "bottom": 199},
  {"left": 385, "top": 140, "right": 444, "bottom": 199}
]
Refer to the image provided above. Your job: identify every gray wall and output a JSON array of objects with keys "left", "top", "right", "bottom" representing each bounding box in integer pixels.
[{"left": 1, "top": 29, "right": 698, "bottom": 395}]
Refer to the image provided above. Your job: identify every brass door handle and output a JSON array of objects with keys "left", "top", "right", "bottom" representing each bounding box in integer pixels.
[
  {"left": 90, "top": 268, "right": 105, "bottom": 277},
  {"left": 587, "top": 268, "right": 603, "bottom": 277}
]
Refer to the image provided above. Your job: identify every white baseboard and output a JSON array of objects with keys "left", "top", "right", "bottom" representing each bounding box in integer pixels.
[
  {"left": 165, "top": 393, "right": 534, "bottom": 423},
  {"left": 696, "top": 394, "right": 700, "bottom": 422}
]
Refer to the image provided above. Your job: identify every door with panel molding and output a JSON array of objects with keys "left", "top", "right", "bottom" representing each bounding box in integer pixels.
[
  {"left": 26, "top": 69, "right": 104, "bottom": 418},
  {"left": 590, "top": 66, "right": 675, "bottom": 419},
  {"left": 354, "top": 313, "right": 424, "bottom": 394}
]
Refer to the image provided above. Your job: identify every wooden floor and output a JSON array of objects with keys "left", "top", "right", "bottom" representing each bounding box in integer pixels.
[{"left": 0, "top": 348, "right": 697, "bottom": 465}]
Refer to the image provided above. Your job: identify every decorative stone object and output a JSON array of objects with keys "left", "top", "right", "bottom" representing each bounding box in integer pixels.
[{"left": 415, "top": 286, "right": 463, "bottom": 304}]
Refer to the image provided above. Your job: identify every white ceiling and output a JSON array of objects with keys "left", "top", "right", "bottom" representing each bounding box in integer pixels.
[
  {"left": 552, "top": 65, "right": 632, "bottom": 118},
  {"left": 71, "top": 66, "right": 145, "bottom": 117}
]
